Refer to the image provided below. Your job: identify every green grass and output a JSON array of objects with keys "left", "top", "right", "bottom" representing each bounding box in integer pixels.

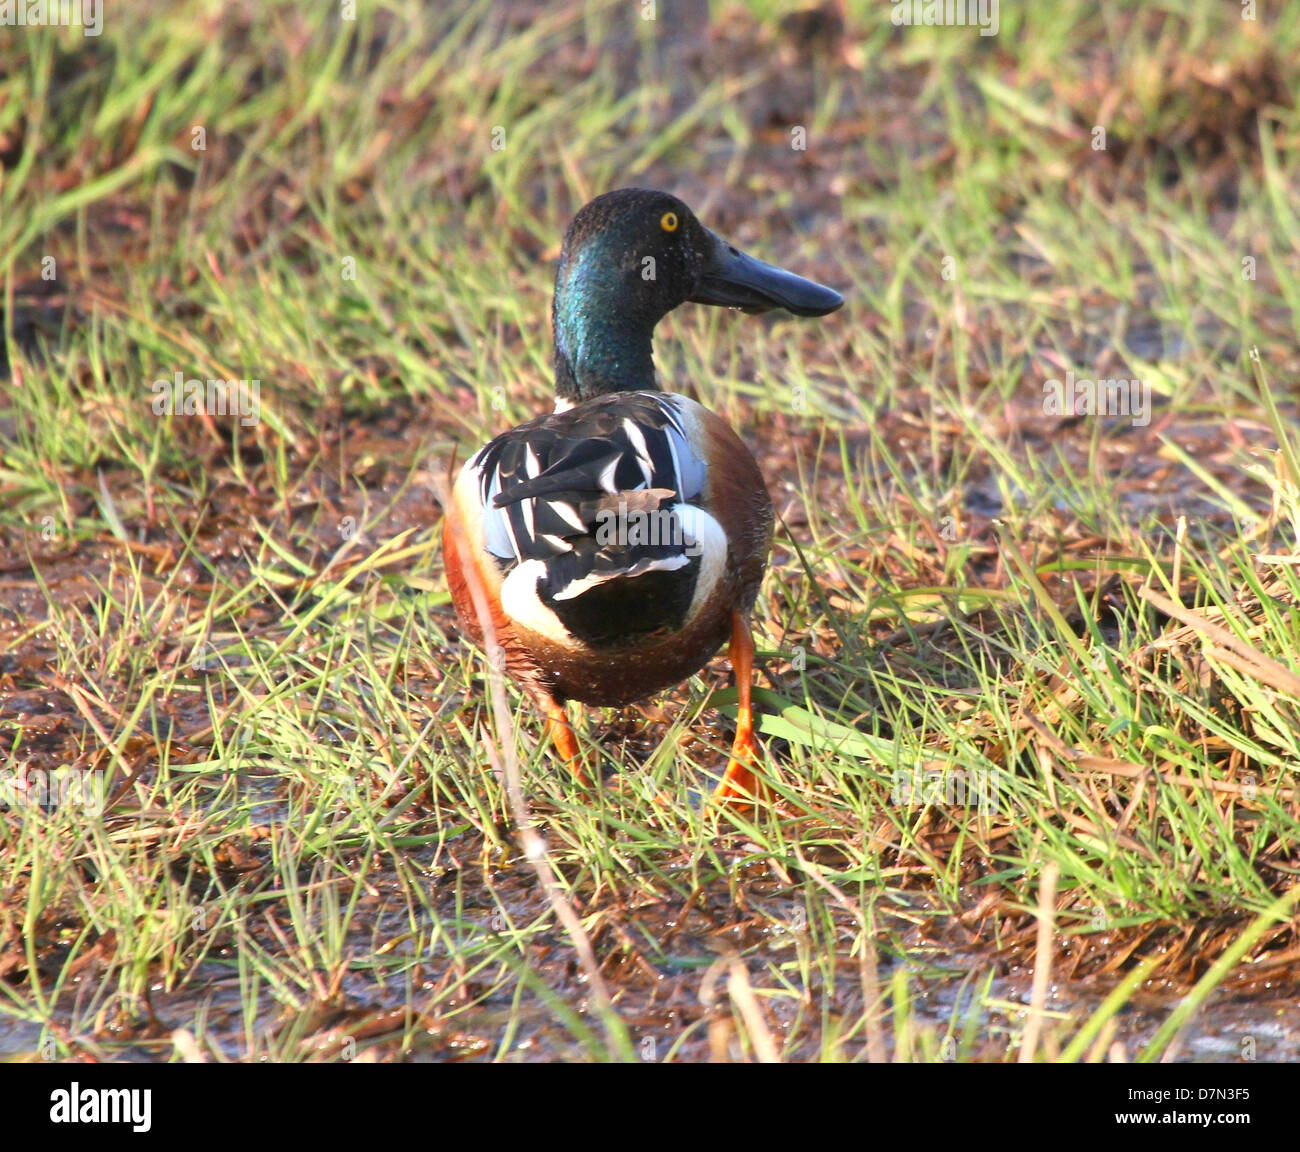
[{"left": 1, "top": 0, "right": 1299, "bottom": 1061}]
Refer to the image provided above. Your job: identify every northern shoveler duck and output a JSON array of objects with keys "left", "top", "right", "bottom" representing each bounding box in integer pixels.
[{"left": 443, "top": 188, "right": 842, "bottom": 801}]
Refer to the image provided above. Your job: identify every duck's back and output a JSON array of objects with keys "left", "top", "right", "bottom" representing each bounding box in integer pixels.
[{"left": 447, "top": 391, "right": 772, "bottom": 705}]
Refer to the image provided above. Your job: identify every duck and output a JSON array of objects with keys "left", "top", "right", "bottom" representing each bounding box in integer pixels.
[{"left": 442, "top": 188, "right": 842, "bottom": 801}]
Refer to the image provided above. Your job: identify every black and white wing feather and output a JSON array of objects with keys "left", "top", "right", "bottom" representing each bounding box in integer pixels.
[{"left": 468, "top": 392, "right": 715, "bottom": 644}]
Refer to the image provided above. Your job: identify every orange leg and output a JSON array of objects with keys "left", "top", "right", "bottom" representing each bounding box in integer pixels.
[
  {"left": 538, "top": 695, "right": 588, "bottom": 785},
  {"left": 713, "top": 612, "right": 763, "bottom": 804}
]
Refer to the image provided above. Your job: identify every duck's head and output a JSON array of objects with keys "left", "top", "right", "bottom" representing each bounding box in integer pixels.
[{"left": 552, "top": 188, "right": 843, "bottom": 405}]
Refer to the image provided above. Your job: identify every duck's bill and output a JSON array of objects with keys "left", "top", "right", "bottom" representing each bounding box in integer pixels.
[{"left": 689, "top": 229, "right": 843, "bottom": 317}]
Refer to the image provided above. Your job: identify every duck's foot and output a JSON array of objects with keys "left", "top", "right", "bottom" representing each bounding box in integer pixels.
[
  {"left": 709, "top": 611, "right": 768, "bottom": 807},
  {"left": 538, "top": 695, "right": 591, "bottom": 787}
]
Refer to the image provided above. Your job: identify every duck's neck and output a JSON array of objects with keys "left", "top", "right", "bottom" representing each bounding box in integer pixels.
[{"left": 551, "top": 264, "right": 660, "bottom": 405}]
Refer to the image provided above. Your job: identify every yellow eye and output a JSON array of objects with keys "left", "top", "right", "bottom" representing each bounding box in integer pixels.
[{"left": 660, "top": 211, "right": 679, "bottom": 232}]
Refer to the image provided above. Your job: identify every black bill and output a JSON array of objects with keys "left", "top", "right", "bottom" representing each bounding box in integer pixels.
[{"left": 688, "top": 229, "right": 844, "bottom": 317}]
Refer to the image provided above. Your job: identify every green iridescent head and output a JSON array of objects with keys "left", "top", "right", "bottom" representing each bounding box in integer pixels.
[{"left": 552, "top": 189, "right": 843, "bottom": 404}]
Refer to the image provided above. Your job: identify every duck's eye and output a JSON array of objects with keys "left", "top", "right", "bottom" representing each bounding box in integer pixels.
[{"left": 660, "top": 211, "right": 679, "bottom": 233}]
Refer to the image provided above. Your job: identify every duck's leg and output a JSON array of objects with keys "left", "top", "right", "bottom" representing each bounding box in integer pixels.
[
  {"left": 713, "top": 611, "right": 762, "bottom": 803},
  {"left": 537, "top": 694, "right": 588, "bottom": 785}
]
